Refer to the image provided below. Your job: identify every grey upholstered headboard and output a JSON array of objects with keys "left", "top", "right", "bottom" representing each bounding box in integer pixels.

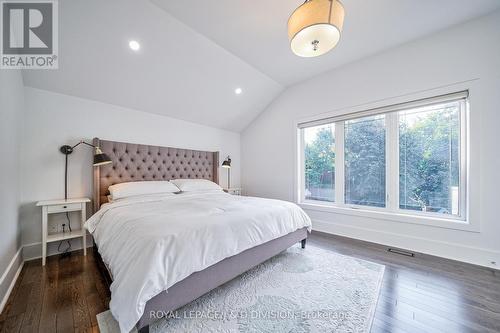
[{"left": 93, "top": 138, "right": 219, "bottom": 212}]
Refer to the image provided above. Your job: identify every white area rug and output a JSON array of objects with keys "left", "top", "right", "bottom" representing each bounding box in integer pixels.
[{"left": 97, "top": 245, "right": 384, "bottom": 333}]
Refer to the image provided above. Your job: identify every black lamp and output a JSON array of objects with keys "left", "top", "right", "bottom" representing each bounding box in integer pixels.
[
  {"left": 221, "top": 156, "right": 231, "bottom": 189},
  {"left": 60, "top": 140, "right": 112, "bottom": 200}
]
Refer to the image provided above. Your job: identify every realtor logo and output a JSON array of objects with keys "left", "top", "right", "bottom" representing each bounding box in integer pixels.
[{"left": 1, "top": 0, "right": 58, "bottom": 69}]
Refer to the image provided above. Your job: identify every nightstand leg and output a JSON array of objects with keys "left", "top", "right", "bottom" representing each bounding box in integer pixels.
[
  {"left": 42, "top": 206, "right": 47, "bottom": 266},
  {"left": 82, "top": 204, "right": 87, "bottom": 256}
]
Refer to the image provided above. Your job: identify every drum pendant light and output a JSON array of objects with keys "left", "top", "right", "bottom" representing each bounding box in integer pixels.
[{"left": 288, "top": 0, "right": 345, "bottom": 57}]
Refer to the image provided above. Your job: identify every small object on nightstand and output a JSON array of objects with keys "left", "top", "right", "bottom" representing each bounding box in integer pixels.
[
  {"left": 221, "top": 156, "right": 232, "bottom": 189},
  {"left": 224, "top": 188, "right": 242, "bottom": 196},
  {"left": 36, "top": 198, "right": 90, "bottom": 266}
]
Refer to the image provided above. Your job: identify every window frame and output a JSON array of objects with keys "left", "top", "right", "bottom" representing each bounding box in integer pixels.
[{"left": 296, "top": 91, "right": 470, "bottom": 230}]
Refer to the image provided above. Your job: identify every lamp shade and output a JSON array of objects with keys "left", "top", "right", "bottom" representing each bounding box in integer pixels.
[
  {"left": 93, "top": 147, "right": 112, "bottom": 166},
  {"left": 288, "top": 0, "right": 345, "bottom": 57},
  {"left": 221, "top": 157, "right": 231, "bottom": 169}
]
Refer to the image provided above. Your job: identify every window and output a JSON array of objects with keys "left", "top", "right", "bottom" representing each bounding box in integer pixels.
[
  {"left": 399, "top": 102, "right": 461, "bottom": 215},
  {"left": 344, "top": 115, "right": 386, "bottom": 207},
  {"left": 298, "top": 92, "right": 468, "bottom": 222},
  {"left": 304, "top": 124, "right": 335, "bottom": 202}
]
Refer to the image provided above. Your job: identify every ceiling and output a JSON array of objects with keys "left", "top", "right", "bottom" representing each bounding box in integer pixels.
[
  {"left": 23, "top": 0, "right": 500, "bottom": 131},
  {"left": 22, "top": 0, "right": 283, "bottom": 132},
  {"left": 154, "top": 0, "right": 500, "bottom": 86}
]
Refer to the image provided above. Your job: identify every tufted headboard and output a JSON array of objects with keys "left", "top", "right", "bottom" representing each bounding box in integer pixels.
[{"left": 92, "top": 138, "right": 219, "bottom": 212}]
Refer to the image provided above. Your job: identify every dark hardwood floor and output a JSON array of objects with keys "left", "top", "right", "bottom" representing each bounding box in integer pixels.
[
  {"left": 0, "top": 249, "right": 109, "bottom": 333},
  {"left": 310, "top": 232, "right": 500, "bottom": 333},
  {"left": 1, "top": 231, "right": 499, "bottom": 333}
]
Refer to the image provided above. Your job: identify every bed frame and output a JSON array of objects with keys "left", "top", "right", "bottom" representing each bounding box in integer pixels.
[{"left": 91, "top": 138, "right": 307, "bottom": 332}]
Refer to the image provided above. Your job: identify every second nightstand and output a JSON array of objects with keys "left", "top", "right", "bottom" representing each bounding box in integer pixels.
[
  {"left": 225, "top": 188, "right": 242, "bottom": 196},
  {"left": 36, "top": 198, "right": 90, "bottom": 266}
]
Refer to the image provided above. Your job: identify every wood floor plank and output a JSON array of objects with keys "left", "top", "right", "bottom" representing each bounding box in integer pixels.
[
  {"left": 381, "top": 272, "right": 500, "bottom": 316},
  {"left": 7, "top": 284, "right": 32, "bottom": 317},
  {"left": 81, "top": 258, "right": 106, "bottom": 328},
  {"left": 56, "top": 282, "right": 74, "bottom": 333},
  {"left": 19, "top": 264, "right": 44, "bottom": 333},
  {"left": 85, "top": 294, "right": 105, "bottom": 328},
  {"left": 380, "top": 280, "right": 500, "bottom": 330},
  {"left": 70, "top": 276, "right": 92, "bottom": 331},
  {"left": 38, "top": 259, "right": 59, "bottom": 333},
  {"left": 371, "top": 317, "right": 396, "bottom": 333},
  {"left": 375, "top": 297, "right": 441, "bottom": 333},
  {"left": 374, "top": 310, "right": 430, "bottom": 333},
  {"left": 56, "top": 255, "right": 75, "bottom": 333},
  {"left": 0, "top": 314, "right": 24, "bottom": 333}
]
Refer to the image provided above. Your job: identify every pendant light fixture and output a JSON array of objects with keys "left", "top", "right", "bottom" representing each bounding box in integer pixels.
[{"left": 288, "top": 0, "right": 345, "bottom": 57}]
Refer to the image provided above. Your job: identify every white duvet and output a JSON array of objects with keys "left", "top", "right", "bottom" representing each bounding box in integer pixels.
[{"left": 85, "top": 190, "right": 312, "bottom": 332}]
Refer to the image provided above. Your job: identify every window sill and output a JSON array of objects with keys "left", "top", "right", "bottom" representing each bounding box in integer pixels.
[{"left": 299, "top": 202, "right": 479, "bottom": 233}]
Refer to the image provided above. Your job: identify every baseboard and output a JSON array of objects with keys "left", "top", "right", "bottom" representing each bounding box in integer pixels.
[
  {"left": 312, "top": 219, "right": 500, "bottom": 270},
  {"left": 0, "top": 248, "right": 24, "bottom": 314}
]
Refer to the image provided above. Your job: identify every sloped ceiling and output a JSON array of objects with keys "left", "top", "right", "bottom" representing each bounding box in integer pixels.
[
  {"left": 22, "top": 0, "right": 500, "bottom": 131},
  {"left": 22, "top": 0, "right": 283, "bottom": 132}
]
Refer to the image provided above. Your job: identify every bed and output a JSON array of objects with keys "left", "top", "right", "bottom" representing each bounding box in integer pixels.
[{"left": 88, "top": 138, "right": 311, "bottom": 333}]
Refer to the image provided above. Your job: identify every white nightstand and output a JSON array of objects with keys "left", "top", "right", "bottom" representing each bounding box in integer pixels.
[
  {"left": 36, "top": 198, "right": 90, "bottom": 266},
  {"left": 225, "top": 188, "right": 242, "bottom": 196}
]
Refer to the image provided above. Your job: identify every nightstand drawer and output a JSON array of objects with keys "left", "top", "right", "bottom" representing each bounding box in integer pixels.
[{"left": 47, "top": 203, "right": 82, "bottom": 213}]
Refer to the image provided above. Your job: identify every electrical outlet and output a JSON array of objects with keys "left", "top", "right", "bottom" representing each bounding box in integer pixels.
[{"left": 49, "top": 222, "right": 58, "bottom": 234}]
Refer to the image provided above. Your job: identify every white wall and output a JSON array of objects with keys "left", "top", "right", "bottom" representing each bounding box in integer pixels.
[
  {"left": 0, "top": 69, "right": 24, "bottom": 310},
  {"left": 20, "top": 88, "right": 240, "bottom": 259},
  {"left": 242, "top": 11, "right": 500, "bottom": 268}
]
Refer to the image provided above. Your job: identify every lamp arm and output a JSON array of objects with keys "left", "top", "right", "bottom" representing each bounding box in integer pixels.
[
  {"left": 61, "top": 140, "right": 99, "bottom": 200},
  {"left": 71, "top": 140, "right": 96, "bottom": 149}
]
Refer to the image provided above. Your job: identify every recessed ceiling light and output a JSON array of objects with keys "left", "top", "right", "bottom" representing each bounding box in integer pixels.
[
  {"left": 235, "top": 88, "right": 243, "bottom": 95},
  {"left": 129, "top": 40, "right": 140, "bottom": 51}
]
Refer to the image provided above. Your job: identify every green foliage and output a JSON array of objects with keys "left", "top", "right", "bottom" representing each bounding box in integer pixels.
[
  {"left": 305, "top": 127, "right": 335, "bottom": 202},
  {"left": 344, "top": 117, "right": 386, "bottom": 207},
  {"left": 399, "top": 107, "right": 459, "bottom": 213}
]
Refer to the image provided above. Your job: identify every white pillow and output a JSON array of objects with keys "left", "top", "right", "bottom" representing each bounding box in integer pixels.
[
  {"left": 170, "top": 179, "right": 222, "bottom": 192},
  {"left": 108, "top": 181, "right": 180, "bottom": 200}
]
